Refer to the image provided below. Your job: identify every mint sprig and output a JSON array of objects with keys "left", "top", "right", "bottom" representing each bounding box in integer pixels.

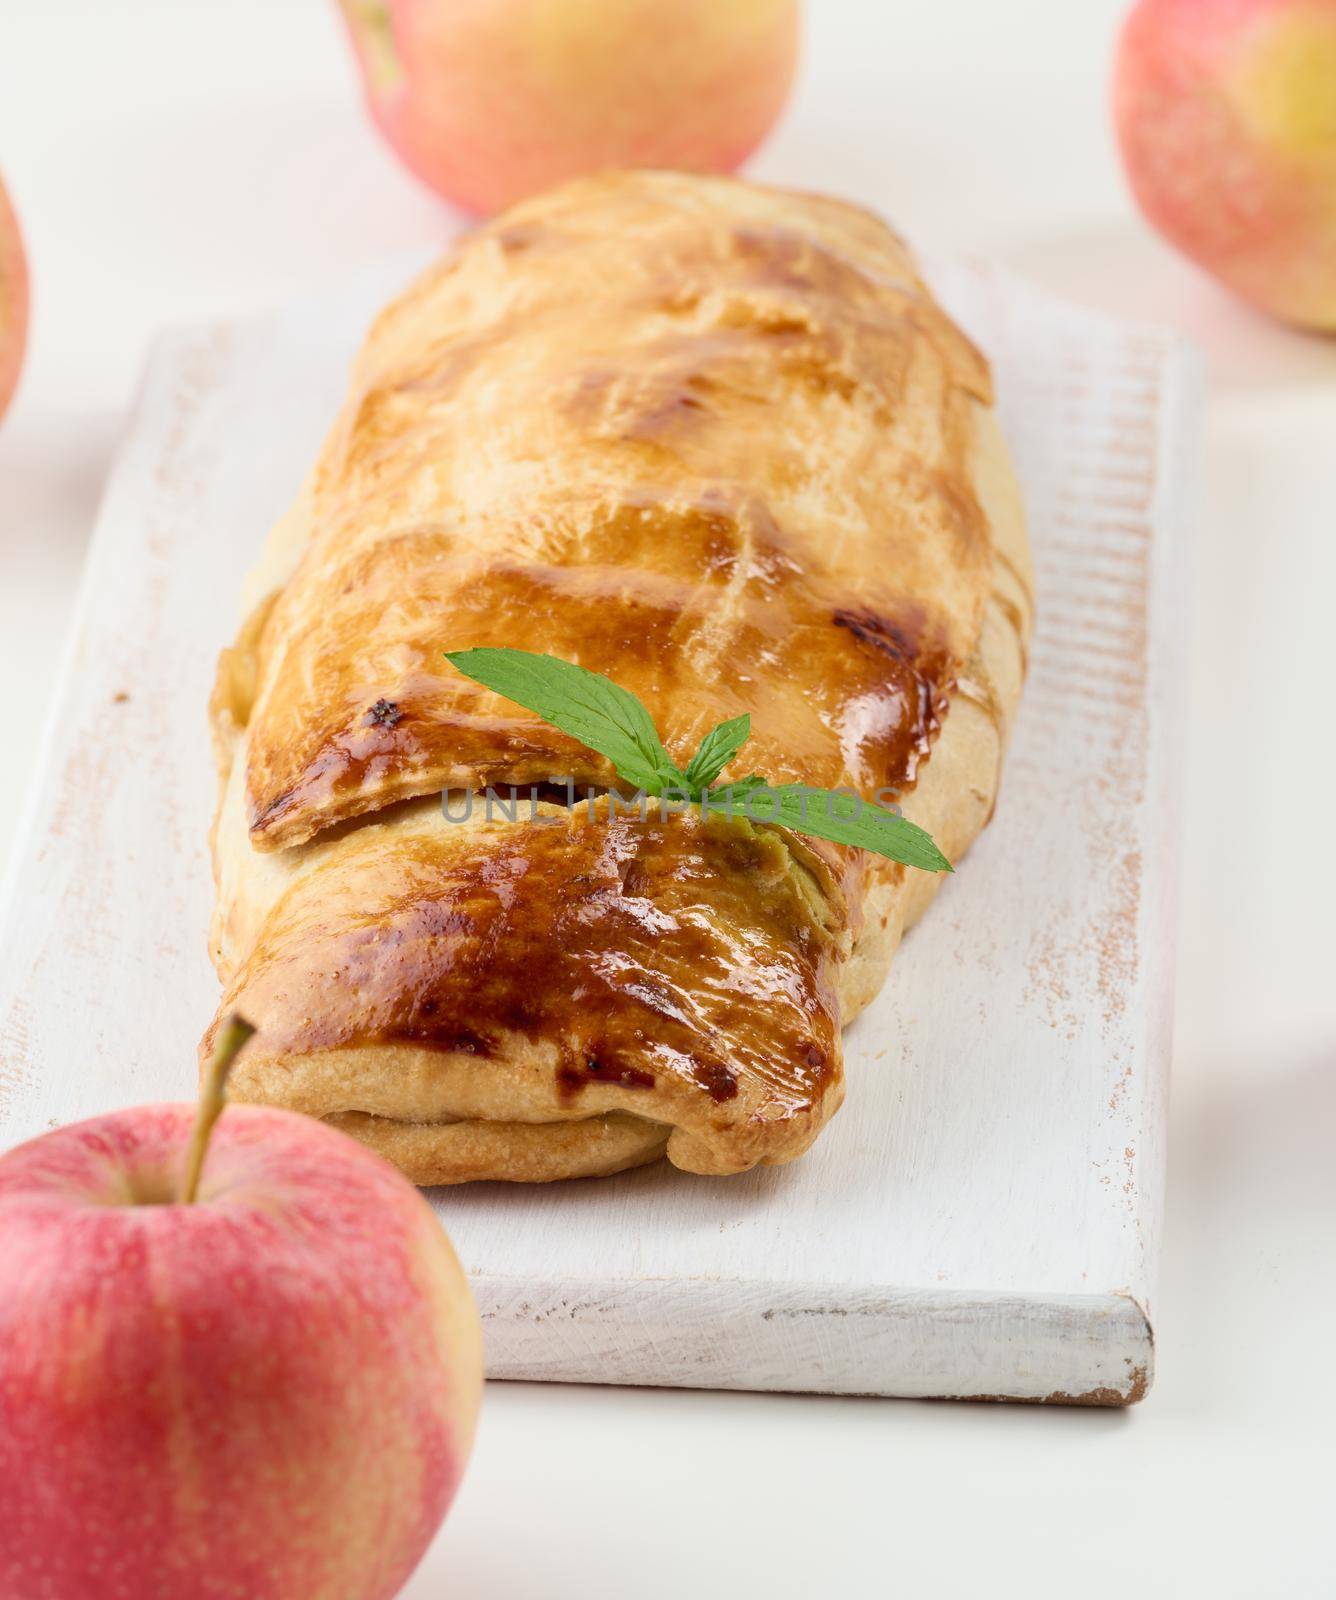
[
  {"left": 444, "top": 646, "right": 685, "bottom": 795},
  {"left": 443, "top": 647, "right": 951, "bottom": 873},
  {"left": 681, "top": 712, "right": 751, "bottom": 795}
]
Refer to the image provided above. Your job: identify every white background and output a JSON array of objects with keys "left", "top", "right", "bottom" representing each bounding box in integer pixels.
[{"left": 1, "top": 1, "right": 1332, "bottom": 1595}]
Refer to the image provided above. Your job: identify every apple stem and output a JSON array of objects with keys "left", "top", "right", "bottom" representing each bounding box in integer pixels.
[
  {"left": 179, "top": 1014, "right": 256, "bottom": 1205},
  {"left": 337, "top": 0, "right": 403, "bottom": 93}
]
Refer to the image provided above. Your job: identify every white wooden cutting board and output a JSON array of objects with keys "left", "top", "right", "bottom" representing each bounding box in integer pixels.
[{"left": 0, "top": 250, "right": 1198, "bottom": 1404}]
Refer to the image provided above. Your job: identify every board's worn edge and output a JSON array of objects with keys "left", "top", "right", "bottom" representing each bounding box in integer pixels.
[
  {"left": 1136, "top": 333, "right": 1202, "bottom": 1336},
  {"left": 0, "top": 326, "right": 228, "bottom": 1140},
  {"left": 0, "top": 335, "right": 183, "bottom": 945},
  {"left": 475, "top": 1276, "right": 1152, "bottom": 1405}
]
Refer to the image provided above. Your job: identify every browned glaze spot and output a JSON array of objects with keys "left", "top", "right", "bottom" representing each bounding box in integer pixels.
[
  {"left": 834, "top": 606, "right": 921, "bottom": 662},
  {"left": 691, "top": 1058, "right": 740, "bottom": 1102},
  {"left": 832, "top": 606, "right": 952, "bottom": 793},
  {"left": 366, "top": 697, "right": 403, "bottom": 728},
  {"left": 556, "top": 1059, "right": 656, "bottom": 1096},
  {"left": 394, "top": 1012, "right": 496, "bottom": 1055}
]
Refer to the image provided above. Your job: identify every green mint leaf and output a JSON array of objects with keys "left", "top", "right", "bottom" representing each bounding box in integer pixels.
[
  {"left": 444, "top": 647, "right": 684, "bottom": 793},
  {"left": 682, "top": 713, "right": 751, "bottom": 795},
  {"left": 444, "top": 648, "right": 951, "bottom": 873},
  {"left": 707, "top": 773, "right": 769, "bottom": 804},
  {"left": 734, "top": 785, "right": 952, "bottom": 873}
]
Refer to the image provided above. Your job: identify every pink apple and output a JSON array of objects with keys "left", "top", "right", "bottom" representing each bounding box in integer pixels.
[
  {"left": 1114, "top": 0, "right": 1336, "bottom": 330},
  {"left": 337, "top": 0, "right": 800, "bottom": 214},
  {"left": 0, "top": 1034, "right": 482, "bottom": 1600},
  {"left": 0, "top": 172, "right": 27, "bottom": 424}
]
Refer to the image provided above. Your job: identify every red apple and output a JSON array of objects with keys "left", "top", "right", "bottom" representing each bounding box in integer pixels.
[
  {"left": 1114, "top": 0, "right": 1336, "bottom": 330},
  {"left": 0, "top": 1023, "right": 482, "bottom": 1600},
  {"left": 0, "top": 172, "right": 27, "bottom": 424},
  {"left": 337, "top": 0, "right": 800, "bottom": 214}
]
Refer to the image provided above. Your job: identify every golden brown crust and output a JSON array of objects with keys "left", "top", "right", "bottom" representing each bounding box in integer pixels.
[
  {"left": 239, "top": 170, "right": 993, "bottom": 854},
  {"left": 840, "top": 403, "right": 1032, "bottom": 1018},
  {"left": 205, "top": 170, "right": 1031, "bottom": 1183},
  {"left": 205, "top": 800, "right": 847, "bottom": 1177}
]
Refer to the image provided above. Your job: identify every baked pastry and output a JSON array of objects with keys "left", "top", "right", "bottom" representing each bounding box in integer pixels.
[{"left": 204, "top": 170, "right": 1032, "bottom": 1183}]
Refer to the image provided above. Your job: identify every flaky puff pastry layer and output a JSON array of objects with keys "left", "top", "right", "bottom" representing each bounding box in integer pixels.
[{"left": 205, "top": 170, "right": 1032, "bottom": 1183}]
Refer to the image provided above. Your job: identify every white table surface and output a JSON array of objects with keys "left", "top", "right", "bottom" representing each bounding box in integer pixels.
[{"left": 1, "top": 2, "right": 1332, "bottom": 1595}]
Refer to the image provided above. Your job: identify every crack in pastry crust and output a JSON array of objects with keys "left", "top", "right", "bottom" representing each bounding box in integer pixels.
[{"left": 204, "top": 171, "right": 1032, "bottom": 1184}]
